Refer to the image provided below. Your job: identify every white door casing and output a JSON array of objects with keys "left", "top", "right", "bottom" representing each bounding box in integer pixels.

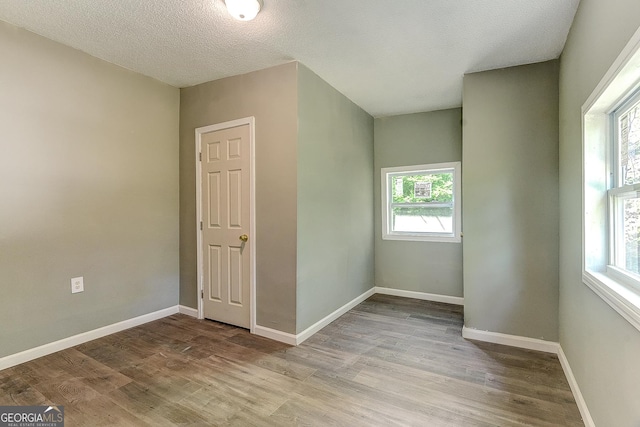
[{"left": 196, "top": 118, "right": 255, "bottom": 331}]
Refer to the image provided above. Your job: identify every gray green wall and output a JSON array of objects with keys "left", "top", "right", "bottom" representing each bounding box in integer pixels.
[
  {"left": 559, "top": 0, "right": 640, "bottom": 424},
  {"left": 462, "top": 61, "right": 560, "bottom": 341},
  {"left": 180, "top": 63, "right": 299, "bottom": 334},
  {"left": 0, "top": 21, "right": 180, "bottom": 358},
  {"left": 373, "top": 109, "right": 463, "bottom": 297},
  {"left": 296, "top": 64, "right": 374, "bottom": 333}
]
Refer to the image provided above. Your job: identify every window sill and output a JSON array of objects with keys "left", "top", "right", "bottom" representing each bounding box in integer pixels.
[
  {"left": 583, "top": 270, "right": 640, "bottom": 332},
  {"left": 382, "top": 234, "right": 461, "bottom": 243}
]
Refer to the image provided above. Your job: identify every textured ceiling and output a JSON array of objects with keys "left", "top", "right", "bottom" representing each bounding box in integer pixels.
[{"left": 0, "top": 0, "right": 579, "bottom": 117}]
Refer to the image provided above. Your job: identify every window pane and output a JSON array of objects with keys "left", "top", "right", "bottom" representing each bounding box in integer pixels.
[
  {"left": 392, "top": 206, "right": 453, "bottom": 234},
  {"left": 392, "top": 172, "right": 453, "bottom": 204},
  {"left": 623, "top": 197, "right": 640, "bottom": 274},
  {"left": 620, "top": 100, "right": 640, "bottom": 185}
]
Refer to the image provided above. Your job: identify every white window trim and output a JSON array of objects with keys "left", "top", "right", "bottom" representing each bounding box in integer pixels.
[
  {"left": 582, "top": 25, "right": 640, "bottom": 333},
  {"left": 381, "top": 162, "right": 461, "bottom": 243}
]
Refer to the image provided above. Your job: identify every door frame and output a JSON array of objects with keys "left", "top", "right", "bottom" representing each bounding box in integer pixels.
[{"left": 195, "top": 117, "right": 256, "bottom": 333}]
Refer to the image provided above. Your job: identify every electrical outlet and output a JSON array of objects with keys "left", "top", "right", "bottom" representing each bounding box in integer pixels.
[{"left": 71, "top": 276, "right": 84, "bottom": 294}]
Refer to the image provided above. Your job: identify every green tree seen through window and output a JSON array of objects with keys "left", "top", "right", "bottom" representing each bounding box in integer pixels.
[{"left": 392, "top": 172, "right": 453, "bottom": 204}]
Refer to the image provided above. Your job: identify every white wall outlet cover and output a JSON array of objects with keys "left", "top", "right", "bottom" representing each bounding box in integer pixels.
[{"left": 71, "top": 276, "right": 84, "bottom": 294}]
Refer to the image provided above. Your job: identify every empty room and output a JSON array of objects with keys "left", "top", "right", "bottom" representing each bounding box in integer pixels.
[{"left": 1, "top": 0, "right": 639, "bottom": 425}]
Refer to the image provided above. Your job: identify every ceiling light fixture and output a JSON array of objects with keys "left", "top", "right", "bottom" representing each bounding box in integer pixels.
[{"left": 225, "top": 0, "right": 262, "bottom": 21}]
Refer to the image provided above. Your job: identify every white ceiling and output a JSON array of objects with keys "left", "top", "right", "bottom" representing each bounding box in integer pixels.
[{"left": 0, "top": 0, "right": 579, "bottom": 117}]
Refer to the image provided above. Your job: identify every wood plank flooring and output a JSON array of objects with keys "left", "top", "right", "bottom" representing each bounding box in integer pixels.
[{"left": 0, "top": 295, "right": 583, "bottom": 426}]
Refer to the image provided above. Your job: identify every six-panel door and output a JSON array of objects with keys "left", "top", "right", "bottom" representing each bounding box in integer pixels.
[{"left": 201, "top": 124, "right": 250, "bottom": 328}]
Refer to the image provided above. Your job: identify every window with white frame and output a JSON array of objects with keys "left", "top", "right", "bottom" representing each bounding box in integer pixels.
[
  {"left": 381, "top": 162, "right": 461, "bottom": 242},
  {"left": 610, "top": 92, "right": 640, "bottom": 281},
  {"left": 582, "top": 26, "right": 640, "bottom": 331}
]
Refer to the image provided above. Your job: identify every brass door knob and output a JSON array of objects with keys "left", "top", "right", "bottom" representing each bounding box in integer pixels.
[{"left": 239, "top": 234, "right": 248, "bottom": 242}]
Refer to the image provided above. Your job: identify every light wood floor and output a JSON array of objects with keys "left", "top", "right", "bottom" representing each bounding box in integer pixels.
[{"left": 0, "top": 295, "right": 583, "bottom": 426}]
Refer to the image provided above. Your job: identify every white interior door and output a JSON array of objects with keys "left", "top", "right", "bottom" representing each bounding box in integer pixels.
[{"left": 200, "top": 124, "right": 251, "bottom": 328}]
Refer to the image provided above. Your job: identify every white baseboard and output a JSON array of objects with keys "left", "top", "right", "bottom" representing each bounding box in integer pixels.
[
  {"left": 461, "top": 326, "right": 560, "bottom": 354},
  {"left": 254, "top": 287, "right": 376, "bottom": 346},
  {"left": 461, "top": 328, "right": 593, "bottom": 425},
  {"left": 0, "top": 306, "right": 179, "bottom": 371},
  {"left": 178, "top": 305, "right": 198, "bottom": 318},
  {"left": 295, "top": 287, "right": 376, "bottom": 345},
  {"left": 255, "top": 287, "right": 459, "bottom": 346},
  {"left": 375, "top": 287, "right": 464, "bottom": 306},
  {"left": 253, "top": 325, "right": 298, "bottom": 346},
  {"left": 558, "top": 346, "right": 595, "bottom": 427}
]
